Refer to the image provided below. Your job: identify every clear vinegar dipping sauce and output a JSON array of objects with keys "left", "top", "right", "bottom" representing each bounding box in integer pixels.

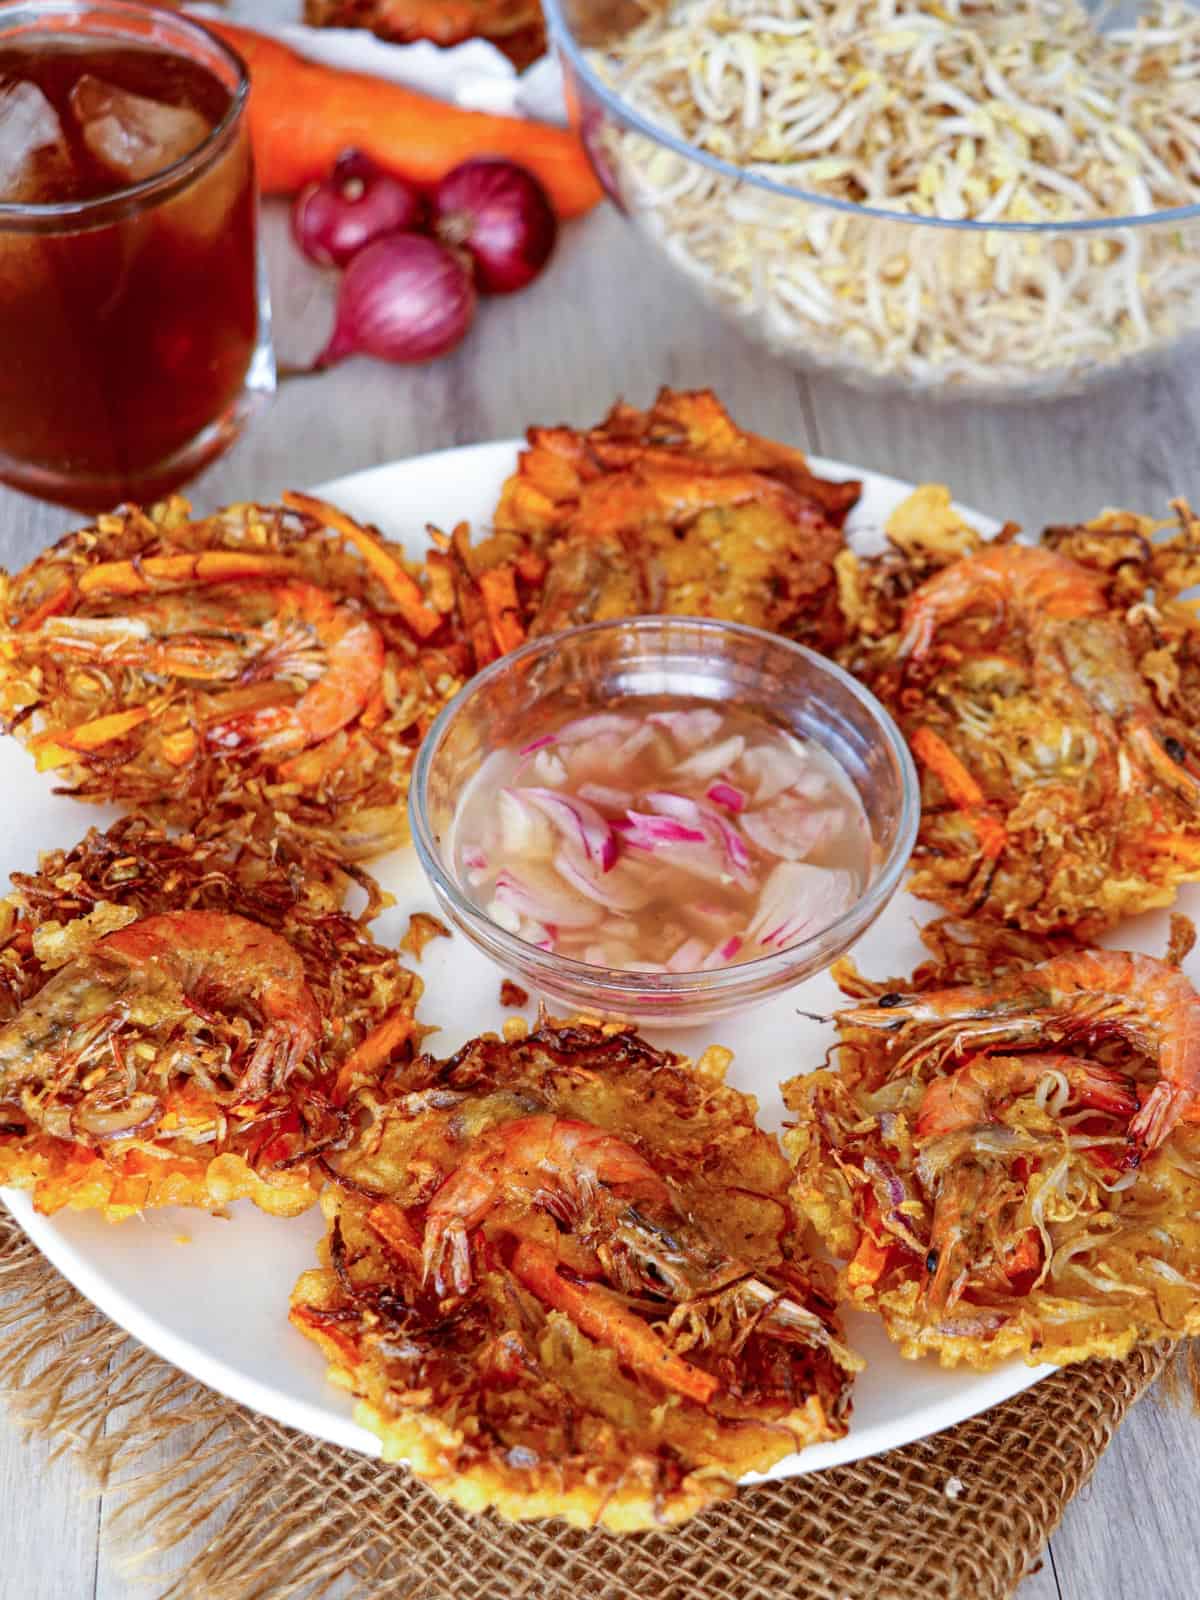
[{"left": 450, "top": 696, "right": 873, "bottom": 975}]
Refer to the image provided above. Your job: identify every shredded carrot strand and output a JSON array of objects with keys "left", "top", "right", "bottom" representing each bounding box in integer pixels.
[
  {"left": 15, "top": 581, "right": 73, "bottom": 631},
  {"left": 31, "top": 705, "right": 152, "bottom": 768},
  {"left": 79, "top": 550, "right": 294, "bottom": 598},
  {"left": 511, "top": 1237, "right": 719, "bottom": 1405},
  {"left": 910, "top": 725, "right": 985, "bottom": 808},
  {"left": 1144, "top": 834, "right": 1200, "bottom": 867},
  {"left": 910, "top": 725, "right": 1006, "bottom": 860},
  {"left": 366, "top": 1202, "right": 424, "bottom": 1273},
  {"left": 282, "top": 491, "right": 442, "bottom": 640},
  {"left": 289, "top": 1304, "right": 361, "bottom": 1366},
  {"left": 846, "top": 1194, "right": 889, "bottom": 1291},
  {"left": 478, "top": 566, "right": 526, "bottom": 654},
  {"left": 331, "top": 1010, "right": 416, "bottom": 1104}
]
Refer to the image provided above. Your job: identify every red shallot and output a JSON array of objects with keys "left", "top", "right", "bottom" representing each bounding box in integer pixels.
[
  {"left": 433, "top": 158, "right": 558, "bottom": 294},
  {"left": 315, "top": 233, "right": 475, "bottom": 368},
  {"left": 292, "top": 150, "right": 425, "bottom": 268}
]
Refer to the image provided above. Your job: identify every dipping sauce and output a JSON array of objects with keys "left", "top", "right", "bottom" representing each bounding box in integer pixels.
[
  {"left": 0, "top": 23, "right": 260, "bottom": 509},
  {"left": 452, "top": 699, "right": 871, "bottom": 973}
]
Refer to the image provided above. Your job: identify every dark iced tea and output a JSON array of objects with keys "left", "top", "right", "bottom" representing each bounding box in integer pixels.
[{"left": 0, "top": 5, "right": 268, "bottom": 509}]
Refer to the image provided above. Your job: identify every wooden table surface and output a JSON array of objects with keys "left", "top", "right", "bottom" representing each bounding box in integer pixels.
[{"left": 1, "top": 201, "right": 1197, "bottom": 1600}]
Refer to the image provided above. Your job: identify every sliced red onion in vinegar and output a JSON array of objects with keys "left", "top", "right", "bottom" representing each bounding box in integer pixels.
[
  {"left": 497, "top": 788, "right": 556, "bottom": 860},
  {"left": 577, "top": 782, "right": 632, "bottom": 811},
  {"left": 706, "top": 781, "right": 745, "bottom": 813},
  {"left": 673, "top": 734, "right": 746, "bottom": 782},
  {"left": 647, "top": 707, "right": 723, "bottom": 749},
  {"left": 524, "top": 788, "right": 617, "bottom": 872},
  {"left": 452, "top": 695, "right": 871, "bottom": 973},
  {"left": 741, "top": 797, "right": 840, "bottom": 862}
]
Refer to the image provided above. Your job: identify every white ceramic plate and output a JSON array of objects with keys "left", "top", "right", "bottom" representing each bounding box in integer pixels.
[{"left": 7, "top": 442, "right": 1193, "bottom": 1478}]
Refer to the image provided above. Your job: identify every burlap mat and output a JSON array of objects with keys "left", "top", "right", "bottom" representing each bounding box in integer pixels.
[{"left": 0, "top": 1207, "right": 1174, "bottom": 1600}]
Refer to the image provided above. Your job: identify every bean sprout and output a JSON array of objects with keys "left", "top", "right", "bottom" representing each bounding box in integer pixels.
[{"left": 593, "top": 1, "right": 1200, "bottom": 395}]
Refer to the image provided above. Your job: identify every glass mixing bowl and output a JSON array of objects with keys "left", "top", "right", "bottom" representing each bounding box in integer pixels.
[
  {"left": 545, "top": 0, "right": 1200, "bottom": 401},
  {"left": 409, "top": 616, "right": 918, "bottom": 1029}
]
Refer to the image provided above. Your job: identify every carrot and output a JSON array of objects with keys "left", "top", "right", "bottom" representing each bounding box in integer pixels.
[
  {"left": 846, "top": 1193, "right": 889, "bottom": 1292},
  {"left": 31, "top": 706, "right": 152, "bottom": 769},
  {"left": 15, "top": 581, "right": 73, "bottom": 631},
  {"left": 1003, "top": 1229, "right": 1041, "bottom": 1282},
  {"left": 910, "top": 725, "right": 1006, "bottom": 861},
  {"left": 331, "top": 1009, "right": 416, "bottom": 1104},
  {"left": 847, "top": 1231, "right": 890, "bottom": 1293},
  {"left": 289, "top": 1304, "right": 362, "bottom": 1367},
  {"left": 283, "top": 491, "right": 443, "bottom": 640},
  {"left": 478, "top": 565, "right": 526, "bottom": 654},
  {"left": 79, "top": 550, "right": 294, "bottom": 598},
  {"left": 909, "top": 725, "right": 985, "bottom": 810},
  {"left": 1144, "top": 835, "right": 1200, "bottom": 868},
  {"left": 206, "top": 21, "right": 603, "bottom": 220},
  {"left": 510, "top": 1237, "right": 719, "bottom": 1406}
]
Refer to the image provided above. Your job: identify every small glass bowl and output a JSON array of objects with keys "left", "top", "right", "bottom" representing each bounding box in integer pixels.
[{"left": 409, "top": 617, "right": 918, "bottom": 1028}]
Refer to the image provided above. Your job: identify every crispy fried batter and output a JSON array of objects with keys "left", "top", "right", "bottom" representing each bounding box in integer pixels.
[
  {"left": 399, "top": 911, "right": 451, "bottom": 962},
  {"left": 838, "top": 492, "right": 1200, "bottom": 935},
  {"left": 0, "top": 818, "right": 424, "bottom": 1220},
  {"left": 291, "top": 1020, "right": 858, "bottom": 1529},
  {"left": 0, "top": 496, "right": 470, "bottom": 861},
  {"left": 783, "top": 919, "right": 1200, "bottom": 1369},
  {"left": 305, "top": 0, "right": 546, "bottom": 68},
  {"left": 437, "top": 389, "right": 859, "bottom": 665}
]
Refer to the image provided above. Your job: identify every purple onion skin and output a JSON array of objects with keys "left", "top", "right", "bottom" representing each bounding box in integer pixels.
[
  {"left": 292, "top": 149, "right": 425, "bottom": 269},
  {"left": 433, "top": 158, "right": 558, "bottom": 295},
  {"left": 316, "top": 233, "right": 476, "bottom": 368}
]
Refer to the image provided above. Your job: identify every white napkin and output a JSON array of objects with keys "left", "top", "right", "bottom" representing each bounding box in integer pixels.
[{"left": 186, "top": 2, "right": 568, "bottom": 123}]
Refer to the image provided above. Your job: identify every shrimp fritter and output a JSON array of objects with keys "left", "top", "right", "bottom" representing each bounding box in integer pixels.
[
  {"left": 290, "top": 1020, "right": 859, "bottom": 1530},
  {"left": 305, "top": 0, "right": 546, "bottom": 68},
  {"left": 0, "top": 493, "right": 470, "bottom": 860},
  {"left": 838, "top": 492, "right": 1200, "bottom": 934},
  {"left": 0, "top": 817, "right": 424, "bottom": 1220},
  {"left": 436, "top": 388, "right": 859, "bottom": 670},
  {"left": 783, "top": 919, "right": 1200, "bottom": 1369}
]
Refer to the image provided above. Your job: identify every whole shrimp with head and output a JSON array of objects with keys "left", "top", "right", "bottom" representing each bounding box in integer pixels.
[
  {"left": 867, "top": 529, "right": 1200, "bottom": 933},
  {"left": 0, "top": 910, "right": 320, "bottom": 1148},
  {"left": 290, "top": 1020, "right": 860, "bottom": 1532},
  {"left": 421, "top": 1110, "right": 859, "bottom": 1373},
  {"left": 841, "top": 947, "right": 1200, "bottom": 1166},
  {"left": 899, "top": 544, "right": 1200, "bottom": 801},
  {"left": 0, "top": 495, "right": 453, "bottom": 860},
  {"left": 784, "top": 924, "right": 1200, "bottom": 1370}
]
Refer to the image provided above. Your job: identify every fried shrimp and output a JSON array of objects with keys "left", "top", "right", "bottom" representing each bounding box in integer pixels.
[
  {"left": 290, "top": 1020, "right": 858, "bottom": 1530},
  {"left": 844, "top": 948, "right": 1200, "bottom": 1165},
  {"left": 0, "top": 911, "right": 321, "bottom": 1115},
  {"left": 899, "top": 545, "right": 1200, "bottom": 801},
  {"left": 0, "top": 818, "right": 424, "bottom": 1220},
  {"left": 839, "top": 494, "right": 1200, "bottom": 934},
  {"left": 0, "top": 496, "right": 464, "bottom": 860},
  {"left": 40, "top": 579, "right": 388, "bottom": 761},
  {"left": 420, "top": 1112, "right": 671, "bottom": 1294},
  {"left": 783, "top": 919, "right": 1200, "bottom": 1368},
  {"left": 427, "top": 389, "right": 859, "bottom": 673}
]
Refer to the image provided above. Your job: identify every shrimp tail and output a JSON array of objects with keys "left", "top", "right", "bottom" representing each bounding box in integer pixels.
[
  {"left": 422, "top": 1217, "right": 474, "bottom": 1297},
  {"left": 1126, "top": 1082, "right": 1194, "bottom": 1166},
  {"left": 241, "top": 1022, "right": 309, "bottom": 1100}
]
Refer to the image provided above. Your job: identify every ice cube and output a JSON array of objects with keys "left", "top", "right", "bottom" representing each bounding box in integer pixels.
[
  {"left": 0, "top": 80, "right": 73, "bottom": 203},
  {"left": 70, "top": 75, "right": 210, "bottom": 185}
]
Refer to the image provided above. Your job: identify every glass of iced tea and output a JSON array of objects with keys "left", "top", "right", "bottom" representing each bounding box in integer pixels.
[{"left": 0, "top": 1, "right": 273, "bottom": 510}]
